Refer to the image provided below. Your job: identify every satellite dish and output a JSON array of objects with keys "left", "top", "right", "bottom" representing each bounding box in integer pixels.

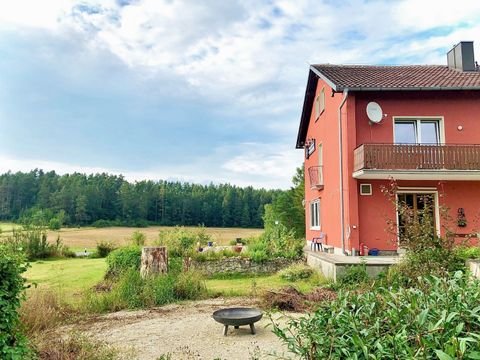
[{"left": 366, "top": 102, "right": 383, "bottom": 123}]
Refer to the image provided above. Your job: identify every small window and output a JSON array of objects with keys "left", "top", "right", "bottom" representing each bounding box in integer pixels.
[
  {"left": 310, "top": 199, "right": 321, "bottom": 229},
  {"left": 305, "top": 138, "right": 316, "bottom": 159},
  {"left": 315, "top": 88, "right": 325, "bottom": 119},
  {"left": 360, "top": 184, "right": 372, "bottom": 196}
]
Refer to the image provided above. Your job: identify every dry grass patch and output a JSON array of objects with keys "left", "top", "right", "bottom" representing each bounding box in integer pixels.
[{"left": 47, "top": 226, "right": 263, "bottom": 250}]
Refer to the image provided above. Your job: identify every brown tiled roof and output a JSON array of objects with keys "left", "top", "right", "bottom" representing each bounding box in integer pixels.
[{"left": 311, "top": 64, "right": 480, "bottom": 91}]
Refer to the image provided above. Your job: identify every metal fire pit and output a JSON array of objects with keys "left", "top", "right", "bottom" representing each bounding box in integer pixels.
[{"left": 212, "top": 307, "right": 263, "bottom": 336}]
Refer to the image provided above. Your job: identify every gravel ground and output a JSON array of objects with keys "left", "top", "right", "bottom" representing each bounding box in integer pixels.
[{"left": 77, "top": 298, "right": 297, "bottom": 360}]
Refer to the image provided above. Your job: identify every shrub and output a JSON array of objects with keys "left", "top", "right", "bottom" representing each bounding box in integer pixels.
[
  {"left": 336, "top": 262, "right": 369, "bottom": 288},
  {"left": 48, "top": 217, "right": 62, "bottom": 230},
  {"left": 84, "top": 265, "right": 206, "bottom": 313},
  {"left": 105, "top": 246, "right": 142, "bottom": 278},
  {"left": 455, "top": 246, "right": 480, "bottom": 261},
  {"left": 96, "top": 241, "right": 117, "bottom": 258},
  {"left": 0, "top": 244, "right": 31, "bottom": 358},
  {"left": 246, "top": 224, "right": 304, "bottom": 263},
  {"left": 173, "top": 270, "right": 207, "bottom": 300},
  {"left": 279, "top": 263, "right": 314, "bottom": 281},
  {"left": 273, "top": 272, "right": 480, "bottom": 359},
  {"left": 130, "top": 231, "right": 146, "bottom": 246},
  {"left": 156, "top": 227, "right": 212, "bottom": 257},
  {"left": 193, "top": 248, "right": 238, "bottom": 262},
  {"left": 91, "top": 219, "right": 118, "bottom": 228}
]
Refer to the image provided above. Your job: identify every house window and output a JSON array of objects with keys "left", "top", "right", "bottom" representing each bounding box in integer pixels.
[
  {"left": 360, "top": 184, "right": 372, "bottom": 195},
  {"left": 315, "top": 88, "right": 325, "bottom": 119},
  {"left": 310, "top": 199, "right": 320, "bottom": 229},
  {"left": 394, "top": 119, "right": 440, "bottom": 144}
]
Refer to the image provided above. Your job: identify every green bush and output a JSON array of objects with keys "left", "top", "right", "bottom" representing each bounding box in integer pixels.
[
  {"left": 279, "top": 263, "right": 314, "bottom": 281},
  {"left": 173, "top": 270, "right": 207, "bottom": 300},
  {"left": 84, "top": 266, "right": 205, "bottom": 312},
  {"left": 96, "top": 241, "right": 116, "bottom": 258},
  {"left": 130, "top": 231, "right": 146, "bottom": 246},
  {"left": 273, "top": 272, "right": 480, "bottom": 359},
  {"left": 156, "top": 226, "right": 212, "bottom": 257},
  {"left": 3, "top": 226, "right": 71, "bottom": 260},
  {"left": 48, "top": 217, "right": 62, "bottom": 230},
  {"left": 455, "top": 246, "right": 480, "bottom": 261},
  {"left": 91, "top": 219, "right": 116, "bottom": 228},
  {"left": 336, "top": 262, "right": 369, "bottom": 288},
  {"left": 193, "top": 249, "right": 238, "bottom": 262},
  {"left": 0, "top": 244, "right": 31, "bottom": 358},
  {"left": 246, "top": 224, "right": 304, "bottom": 263},
  {"left": 105, "top": 246, "right": 142, "bottom": 278}
]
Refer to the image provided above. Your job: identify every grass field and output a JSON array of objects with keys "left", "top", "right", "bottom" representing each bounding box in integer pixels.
[
  {"left": 25, "top": 258, "right": 107, "bottom": 303},
  {"left": 49, "top": 226, "right": 262, "bottom": 251},
  {"left": 25, "top": 257, "right": 324, "bottom": 304},
  {"left": 0, "top": 221, "right": 20, "bottom": 233}
]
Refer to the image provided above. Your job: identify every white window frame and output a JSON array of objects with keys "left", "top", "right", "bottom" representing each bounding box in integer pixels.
[
  {"left": 360, "top": 183, "right": 372, "bottom": 195},
  {"left": 315, "top": 88, "right": 325, "bottom": 120},
  {"left": 310, "top": 199, "right": 321, "bottom": 230},
  {"left": 393, "top": 116, "right": 445, "bottom": 144}
]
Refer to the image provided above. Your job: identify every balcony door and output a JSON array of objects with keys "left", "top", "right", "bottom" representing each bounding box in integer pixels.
[
  {"left": 394, "top": 119, "right": 440, "bottom": 144},
  {"left": 396, "top": 190, "right": 440, "bottom": 245}
]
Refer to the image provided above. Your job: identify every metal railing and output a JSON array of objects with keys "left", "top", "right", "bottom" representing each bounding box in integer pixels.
[{"left": 308, "top": 166, "right": 324, "bottom": 189}]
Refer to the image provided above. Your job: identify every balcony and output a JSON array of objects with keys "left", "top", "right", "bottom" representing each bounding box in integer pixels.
[
  {"left": 308, "top": 166, "right": 324, "bottom": 189},
  {"left": 353, "top": 144, "right": 480, "bottom": 180}
]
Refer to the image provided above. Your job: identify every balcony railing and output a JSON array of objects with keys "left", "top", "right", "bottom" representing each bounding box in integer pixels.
[
  {"left": 308, "top": 166, "right": 324, "bottom": 189},
  {"left": 354, "top": 144, "right": 480, "bottom": 172}
]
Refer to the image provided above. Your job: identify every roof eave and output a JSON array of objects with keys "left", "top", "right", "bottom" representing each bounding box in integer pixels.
[
  {"left": 337, "top": 86, "right": 480, "bottom": 91},
  {"left": 296, "top": 66, "right": 340, "bottom": 149},
  {"left": 309, "top": 66, "right": 340, "bottom": 92}
]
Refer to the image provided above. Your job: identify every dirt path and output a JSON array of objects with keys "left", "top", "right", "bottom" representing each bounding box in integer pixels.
[{"left": 77, "top": 298, "right": 297, "bottom": 360}]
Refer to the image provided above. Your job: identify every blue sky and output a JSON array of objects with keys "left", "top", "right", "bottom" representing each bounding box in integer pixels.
[{"left": 0, "top": 0, "right": 479, "bottom": 189}]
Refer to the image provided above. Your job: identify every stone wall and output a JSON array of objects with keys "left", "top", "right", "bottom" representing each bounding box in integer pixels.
[{"left": 192, "top": 257, "right": 293, "bottom": 276}]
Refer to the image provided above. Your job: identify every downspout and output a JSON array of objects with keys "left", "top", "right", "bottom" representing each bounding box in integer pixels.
[{"left": 338, "top": 89, "right": 349, "bottom": 255}]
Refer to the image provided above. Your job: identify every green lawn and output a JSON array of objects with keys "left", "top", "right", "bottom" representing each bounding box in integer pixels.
[
  {"left": 25, "top": 258, "right": 107, "bottom": 303},
  {"left": 25, "top": 257, "right": 325, "bottom": 303},
  {"left": 206, "top": 273, "right": 326, "bottom": 297}
]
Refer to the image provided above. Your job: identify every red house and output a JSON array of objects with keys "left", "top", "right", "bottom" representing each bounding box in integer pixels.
[{"left": 297, "top": 41, "right": 480, "bottom": 256}]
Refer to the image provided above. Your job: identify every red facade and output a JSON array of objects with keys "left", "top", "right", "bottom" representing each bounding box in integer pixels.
[{"left": 297, "top": 50, "right": 480, "bottom": 255}]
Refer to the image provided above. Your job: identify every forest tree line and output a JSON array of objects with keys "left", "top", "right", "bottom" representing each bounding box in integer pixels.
[{"left": 0, "top": 170, "right": 284, "bottom": 228}]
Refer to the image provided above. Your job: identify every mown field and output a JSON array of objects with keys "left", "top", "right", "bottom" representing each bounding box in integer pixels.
[
  {"left": 0, "top": 222, "right": 21, "bottom": 233},
  {"left": 50, "top": 226, "right": 262, "bottom": 251},
  {"left": 0, "top": 222, "right": 263, "bottom": 251}
]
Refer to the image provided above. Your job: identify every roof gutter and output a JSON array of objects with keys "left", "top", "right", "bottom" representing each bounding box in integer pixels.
[{"left": 338, "top": 89, "right": 349, "bottom": 255}]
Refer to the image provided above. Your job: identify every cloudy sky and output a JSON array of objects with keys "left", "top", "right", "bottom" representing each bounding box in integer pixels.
[{"left": 1, "top": 0, "right": 479, "bottom": 189}]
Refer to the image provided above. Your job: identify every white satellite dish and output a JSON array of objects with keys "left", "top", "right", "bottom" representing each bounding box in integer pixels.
[{"left": 366, "top": 102, "right": 383, "bottom": 123}]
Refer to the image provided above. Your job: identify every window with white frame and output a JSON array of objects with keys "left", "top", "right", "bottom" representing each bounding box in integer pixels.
[
  {"left": 394, "top": 119, "right": 440, "bottom": 144},
  {"left": 314, "top": 88, "right": 325, "bottom": 119},
  {"left": 310, "top": 199, "right": 321, "bottom": 229}
]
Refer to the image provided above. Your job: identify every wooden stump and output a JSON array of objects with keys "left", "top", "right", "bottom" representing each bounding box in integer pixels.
[{"left": 140, "top": 247, "right": 168, "bottom": 278}]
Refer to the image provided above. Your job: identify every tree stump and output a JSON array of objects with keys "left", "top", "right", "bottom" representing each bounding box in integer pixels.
[{"left": 140, "top": 247, "right": 168, "bottom": 278}]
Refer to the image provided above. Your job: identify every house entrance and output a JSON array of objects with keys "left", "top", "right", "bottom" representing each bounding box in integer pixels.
[{"left": 397, "top": 191, "right": 439, "bottom": 244}]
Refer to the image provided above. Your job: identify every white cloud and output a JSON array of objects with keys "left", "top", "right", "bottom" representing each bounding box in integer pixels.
[
  {"left": 1, "top": 0, "right": 480, "bottom": 188},
  {"left": 0, "top": 143, "right": 303, "bottom": 189}
]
